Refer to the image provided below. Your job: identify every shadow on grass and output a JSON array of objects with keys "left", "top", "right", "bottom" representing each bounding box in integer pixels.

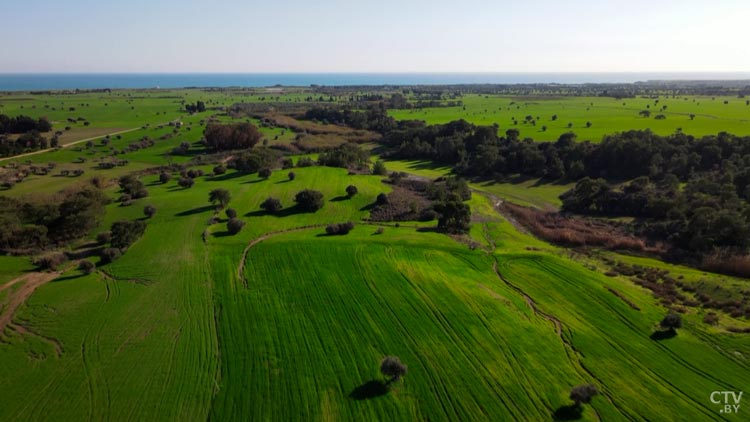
[
  {"left": 242, "top": 178, "right": 267, "bottom": 184},
  {"left": 552, "top": 404, "right": 583, "bottom": 421},
  {"left": 360, "top": 202, "right": 377, "bottom": 212},
  {"left": 349, "top": 380, "right": 388, "bottom": 400},
  {"left": 212, "top": 231, "right": 234, "bottom": 238},
  {"left": 53, "top": 273, "right": 86, "bottom": 283},
  {"left": 274, "top": 179, "right": 293, "bottom": 184},
  {"left": 650, "top": 329, "right": 677, "bottom": 341},
  {"left": 330, "top": 195, "right": 350, "bottom": 202},
  {"left": 210, "top": 172, "right": 246, "bottom": 182},
  {"left": 245, "top": 206, "right": 308, "bottom": 218},
  {"left": 175, "top": 205, "right": 215, "bottom": 217}
]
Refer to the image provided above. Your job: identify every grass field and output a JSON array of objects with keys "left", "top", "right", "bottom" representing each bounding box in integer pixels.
[
  {"left": 389, "top": 94, "right": 750, "bottom": 142},
  {"left": 1, "top": 89, "right": 749, "bottom": 421}
]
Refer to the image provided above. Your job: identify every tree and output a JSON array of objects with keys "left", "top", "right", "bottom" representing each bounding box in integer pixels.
[
  {"left": 100, "top": 247, "right": 122, "bottom": 264},
  {"left": 209, "top": 189, "right": 231, "bottom": 209},
  {"left": 159, "top": 172, "right": 172, "bottom": 184},
  {"left": 380, "top": 356, "right": 407, "bottom": 383},
  {"left": 225, "top": 208, "right": 237, "bottom": 219},
  {"left": 118, "top": 175, "right": 148, "bottom": 198},
  {"left": 178, "top": 177, "right": 194, "bottom": 188},
  {"left": 346, "top": 185, "right": 358, "bottom": 198},
  {"left": 433, "top": 200, "right": 471, "bottom": 233},
  {"left": 372, "top": 160, "right": 387, "bottom": 176},
  {"left": 110, "top": 220, "right": 147, "bottom": 250},
  {"left": 203, "top": 122, "right": 262, "bottom": 151},
  {"left": 260, "top": 197, "right": 283, "bottom": 213},
  {"left": 660, "top": 313, "right": 683, "bottom": 332},
  {"left": 227, "top": 218, "right": 245, "bottom": 235},
  {"left": 258, "top": 167, "right": 272, "bottom": 179},
  {"left": 326, "top": 221, "right": 354, "bottom": 235},
  {"left": 294, "top": 189, "right": 324, "bottom": 212},
  {"left": 288, "top": 171, "right": 296, "bottom": 181},
  {"left": 78, "top": 259, "right": 95, "bottom": 274},
  {"left": 143, "top": 204, "right": 157, "bottom": 219},
  {"left": 213, "top": 165, "right": 226, "bottom": 175},
  {"left": 586, "top": 121, "right": 592, "bottom": 128},
  {"left": 569, "top": 384, "right": 598, "bottom": 407}
]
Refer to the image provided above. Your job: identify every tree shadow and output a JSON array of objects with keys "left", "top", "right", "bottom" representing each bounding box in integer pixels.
[
  {"left": 650, "top": 329, "right": 677, "bottom": 341},
  {"left": 53, "top": 273, "right": 87, "bottom": 282},
  {"left": 349, "top": 380, "right": 389, "bottom": 400},
  {"left": 274, "top": 179, "right": 293, "bottom": 184},
  {"left": 330, "top": 195, "right": 350, "bottom": 202},
  {"left": 244, "top": 206, "right": 305, "bottom": 218},
  {"left": 242, "top": 178, "right": 266, "bottom": 184},
  {"left": 360, "top": 202, "right": 377, "bottom": 211},
  {"left": 175, "top": 205, "right": 214, "bottom": 216},
  {"left": 552, "top": 404, "right": 583, "bottom": 421},
  {"left": 211, "top": 231, "right": 234, "bottom": 238},
  {"left": 210, "top": 172, "right": 246, "bottom": 182}
]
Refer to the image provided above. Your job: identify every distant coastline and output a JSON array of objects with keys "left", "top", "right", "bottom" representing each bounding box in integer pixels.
[{"left": 1, "top": 72, "right": 750, "bottom": 91}]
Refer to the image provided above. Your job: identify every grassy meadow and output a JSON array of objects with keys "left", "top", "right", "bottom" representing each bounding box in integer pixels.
[{"left": 0, "top": 89, "right": 749, "bottom": 421}]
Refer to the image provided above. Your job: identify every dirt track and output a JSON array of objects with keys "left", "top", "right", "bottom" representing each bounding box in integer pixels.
[{"left": 0, "top": 271, "right": 61, "bottom": 333}]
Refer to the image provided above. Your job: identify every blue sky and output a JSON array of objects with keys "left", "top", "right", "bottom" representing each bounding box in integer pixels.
[{"left": 1, "top": 0, "right": 748, "bottom": 72}]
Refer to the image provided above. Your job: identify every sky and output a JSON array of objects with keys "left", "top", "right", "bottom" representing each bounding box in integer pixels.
[{"left": 1, "top": 0, "right": 749, "bottom": 73}]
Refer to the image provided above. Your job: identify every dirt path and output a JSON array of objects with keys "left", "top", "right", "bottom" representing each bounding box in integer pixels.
[
  {"left": 236, "top": 224, "right": 326, "bottom": 288},
  {"left": 0, "top": 271, "right": 61, "bottom": 334}
]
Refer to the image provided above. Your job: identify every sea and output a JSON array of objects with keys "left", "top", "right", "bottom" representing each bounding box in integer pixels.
[{"left": 1, "top": 73, "right": 749, "bottom": 91}]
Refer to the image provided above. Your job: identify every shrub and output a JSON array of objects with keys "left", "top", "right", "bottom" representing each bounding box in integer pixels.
[
  {"left": 326, "top": 221, "right": 355, "bottom": 235},
  {"left": 178, "top": 177, "right": 195, "bottom": 188},
  {"left": 33, "top": 252, "right": 68, "bottom": 271},
  {"left": 261, "top": 197, "right": 283, "bottom": 213},
  {"left": 225, "top": 208, "right": 237, "bottom": 219},
  {"left": 372, "top": 160, "right": 387, "bottom": 175},
  {"left": 96, "top": 231, "right": 112, "bottom": 244},
  {"left": 213, "top": 165, "right": 226, "bottom": 175},
  {"left": 227, "top": 218, "right": 246, "bottom": 235},
  {"left": 258, "top": 167, "right": 272, "bottom": 179},
  {"left": 296, "top": 157, "right": 315, "bottom": 167},
  {"left": 281, "top": 158, "right": 294, "bottom": 169},
  {"left": 159, "top": 172, "right": 171, "bottom": 184},
  {"left": 376, "top": 193, "right": 389, "bottom": 205},
  {"left": 380, "top": 356, "right": 407, "bottom": 382},
  {"left": 100, "top": 247, "right": 122, "bottom": 264},
  {"left": 375, "top": 227, "right": 385, "bottom": 235},
  {"left": 118, "top": 175, "right": 148, "bottom": 198},
  {"left": 78, "top": 259, "right": 95, "bottom": 274},
  {"left": 288, "top": 171, "right": 296, "bottom": 181},
  {"left": 144, "top": 204, "right": 157, "bottom": 219},
  {"left": 660, "top": 313, "right": 683, "bottom": 331},
  {"left": 294, "top": 189, "right": 324, "bottom": 212},
  {"left": 110, "top": 220, "right": 147, "bottom": 250},
  {"left": 346, "top": 185, "right": 358, "bottom": 198}
]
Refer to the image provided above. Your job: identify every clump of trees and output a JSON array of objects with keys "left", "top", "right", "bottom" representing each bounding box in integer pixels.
[
  {"left": 118, "top": 175, "right": 148, "bottom": 199},
  {"left": 294, "top": 189, "right": 324, "bottom": 212},
  {"left": 185, "top": 101, "right": 206, "bottom": 113},
  {"left": 318, "top": 143, "right": 369, "bottom": 169},
  {"left": 0, "top": 114, "right": 52, "bottom": 134},
  {"left": 380, "top": 356, "right": 407, "bottom": 384},
  {"left": 204, "top": 122, "right": 262, "bottom": 151},
  {"left": 325, "top": 221, "right": 354, "bottom": 235},
  {"left": 110, "top": 220, "right": 147, "bottom": 250},
  {"left": 178, "top": 177, "right": 195, "bottom": 188},
  {"left": 229, "top": 149, "right": 281, "bottom": 174}
]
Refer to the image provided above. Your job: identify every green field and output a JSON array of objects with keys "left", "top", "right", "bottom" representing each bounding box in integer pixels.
[
  {"left": 389, "top": 94, "right": 750, "bottom": 142},
  {"left": 1, "top": 89, "right": 749, "bottom": 421}
]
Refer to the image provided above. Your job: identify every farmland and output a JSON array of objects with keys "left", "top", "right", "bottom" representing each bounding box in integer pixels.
[
  {"left": 389, "top": 94, "right": 750, "bottom": 142},
  {"left": 0, "top": 87, "right": 749, "bottom": 421}
]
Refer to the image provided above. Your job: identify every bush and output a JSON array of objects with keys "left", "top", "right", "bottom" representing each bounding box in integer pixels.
[
  {"left": 96, "top": 231, "right": 112, "bottom": 244},
  {"left": 78, "top": 259, "right": 95, "bottom": 274},
  {"left": 33, "top": 252, "right": 68, "bottom": 271},
  {"left": 570, "top": 384, "right": 598, "bottom": 406},
  {"left": 258, "top": 167, "right": 272, "bottom": 179},
  {"left": 227, "top": 218, "right": 246, "bottom": 235},
  {"left": 326, "top": 221, "right": 355, "bottom": 235},
  {"left": 288, "top": 171, "right": 296, "bottom": 181},
  {"left": 225, "top": 208, "right": 237, "bottom": 219},
  {"left": 118, "top": 175, "right": 148, "bottom": 198},
  {"left": 294, "top": 189, "right": 324, "bottom": 212},
  {"left": 159, "top": 172, "right": 171, "bottom": 184},
  {"left": 100, "top": 247, "right": 122, "bottom": 264},
  {"left": 143, "top": 204, "right": 157, "bottom": 219},
  {"left": 372, "top": 160, "right": 387, "bottom": 175},
  {"left": 178, "top": 177, "right": 195, "bottom": 188},
  {"left": 346, "top": 185, "right": 358, "bottom": 197},
  {"left": 261, "top": 197, "right": 283, "bottom": 213},
  {"left": 660, "top": 313, "right": 683, "bottom": 331},
  {"left": 281, "top": 158, "right": 294, "bottom": 169},
  {"left": 213, "top": 165, "right": 226, "bottom": 175},
  {"left": 296, "top": 157, "right": 315, "bottom": 167},
  {"left": 110, "top": 220, "right": 147, "bottom": 250},
  {"left": 376, "top": 193, "right": 389, "bottom": 205}
]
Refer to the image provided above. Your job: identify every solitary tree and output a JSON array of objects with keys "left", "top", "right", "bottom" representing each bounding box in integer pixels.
[
  {"left": 209, "top": 189, "right": 231, "bottom": 209},
  {"left": 380, "top": 356, "right": 407, "bottom": 384},
  {"left": 294, "top": 189, "right": 324, "bottom": 212},
  {"left": 659, "top": 313, "right": 683, "bottom": 332},
  {"left": 227, "top": 218, "right": 245, "bottom": 235},
  {"left": 288, "top": 171, "right": 296, "bottom": 181},
  {"left": 143, "top": 204, "right": 157, "bottom": 219},
  {"left": 585, "top": 121, "right": 592, "bottom": 128},
  {"left": 569, "top": 384, "right": 599, "bottom": 407},
  {"left": 372, "top": 160, "right": 387, "bottom": 176},
  {"left": 258, "top": 167, "right": 272, "bottom": 179},
  {"left": 159, "top": 172, "right": 172, "bottom": 184},
  {"left": 346, "top": 185, "right": 358, "bottom": 198},
  {"left": 261, "top": 197, "right": 283, "bottom": 213}
]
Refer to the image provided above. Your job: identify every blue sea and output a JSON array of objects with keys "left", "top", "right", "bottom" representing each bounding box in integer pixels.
[{"left": 1, "top": 73, "right": 750, "bottom": 91}]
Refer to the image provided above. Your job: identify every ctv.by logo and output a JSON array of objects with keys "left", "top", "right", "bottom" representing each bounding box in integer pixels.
[{"left": 711, "top": 391, "right": 742, "bottom": 414}]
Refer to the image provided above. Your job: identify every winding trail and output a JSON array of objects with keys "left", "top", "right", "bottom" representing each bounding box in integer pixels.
[
  {"left": 236, "top": 224, "right": 326, "bottom": 288},
  {"left": 0, "top": 271, "right": 62, "bottom": 335}
]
